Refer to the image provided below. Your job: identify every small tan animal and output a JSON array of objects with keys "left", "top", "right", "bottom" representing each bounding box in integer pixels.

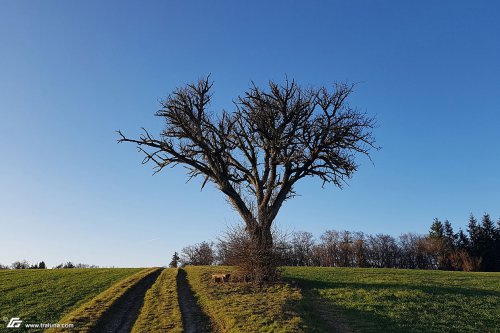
[{"left": 211, "top": 273, "right": 231, "bottom": 283}]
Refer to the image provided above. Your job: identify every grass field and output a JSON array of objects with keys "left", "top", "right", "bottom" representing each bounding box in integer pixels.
[
  {"left": 0, "top": 268, "right": 142, "bottom": 326},
  {"left": 2, "top": 267, "right": 499, "bottom": 332},
  {"left": 132, "top": 268, "right": 182, "bottom": 333},
  {"left": 282, "top": 267, "right": 500, "bottom": 333}
]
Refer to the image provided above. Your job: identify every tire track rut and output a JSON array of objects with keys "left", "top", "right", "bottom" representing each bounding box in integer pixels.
[
  {"left": 176, "top": 269, "right": 213, "bottom": 333},
  {"left": 92, "top": 269, "right": 162, "bottom": 333}
]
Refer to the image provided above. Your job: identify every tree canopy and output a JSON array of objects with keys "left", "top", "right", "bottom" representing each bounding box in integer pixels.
[{"left": 118, "top": 76, "right": 376, "bottom": 280}]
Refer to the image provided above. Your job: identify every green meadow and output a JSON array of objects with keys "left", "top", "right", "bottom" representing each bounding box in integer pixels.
[
  {"left": 1, "top": 267, "right": 499, "bottom": 332},
  {"left": 282, "top": 267, "right": 500, "bottom": 333},
  {"left": 0, "top": 268, "right": 142, "bottom": 325}
]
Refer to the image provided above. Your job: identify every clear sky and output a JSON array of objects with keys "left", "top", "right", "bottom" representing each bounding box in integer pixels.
[{"left": 1, "top": 1, "right": 499, "bottom": 268}]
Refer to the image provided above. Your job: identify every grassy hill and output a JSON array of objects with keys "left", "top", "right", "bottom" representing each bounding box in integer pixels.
[
  {"left": 0, "top": 268, "right": 142, "bottom": 325},
  {"left": 1, "top": 267, "right": 498, "bottom": 332}
]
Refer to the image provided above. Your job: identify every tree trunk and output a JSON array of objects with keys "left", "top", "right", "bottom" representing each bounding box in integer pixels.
[{"left": 249, "top": 223, "right": 276, "bottom": 283}]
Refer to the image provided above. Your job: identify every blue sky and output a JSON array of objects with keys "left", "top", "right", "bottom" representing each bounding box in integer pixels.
[{"left": 1, "top": 1, "right": 499, "bottom": 267}]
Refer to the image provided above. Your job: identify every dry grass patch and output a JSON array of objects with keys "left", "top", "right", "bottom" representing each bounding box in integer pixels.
[{"left": 184, "top": 266, "right": 305, "bottom": 333}]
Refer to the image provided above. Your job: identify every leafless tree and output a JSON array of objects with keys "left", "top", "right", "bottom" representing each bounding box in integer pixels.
[
  {"left": 351, "top": 232, "right": 368, "bottom": 267},
  {"left": 398, "top": 233, "right": 421, "bottom": 269},
  {"left": 339, "top": 230, "right": 354, "bottom": 267},
  {"left": 290, "top": 231, "right": 315, "bottom": 266},
  {"left": 181, "top": 241, "right": 215, "bottom": 266},
  {"left": 216, "top": 225, "right": 249, "bottom": 266},
  {"left": 118, "top": 76, "right": 376, "bottom": 281},
  {"left": 11, "top": 260, "right": 30, "bottom": 269},
  {"left": 366, "top": 234, "right": 398, "bottom": 268},
  {"left": 318, "top": 230, "right": 341, "bottom": 267}
]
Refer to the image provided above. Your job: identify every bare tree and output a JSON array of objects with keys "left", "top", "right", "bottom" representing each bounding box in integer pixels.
[
  {"left": 318, "top": 230, "right": 340, "bottom": 266},
  {"left": 351, "top": 232, "right": 368, "bottom": 267},
  {"left": 398, "top": 233, "right": 421, "bottom": 269},
  {"left": 11, "top": 260, "right": 30, "bottom": 269},
  {"left": 290, "top": 231, "right": 315, "bottom": 266},
  {"left": 118, "top": 76, "right": 376, "bottom": 281},
  {"left": 181, "top": 242, "right": 215, "bottom": 266},
  {"left": 366, "top": 234, "right": 398, "bottom": 268}
]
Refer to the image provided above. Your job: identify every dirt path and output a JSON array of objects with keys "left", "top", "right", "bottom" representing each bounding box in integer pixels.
[
  {"left": 93, "top": 269, "right": 162, "bottom": 333},
  {"left": 176, "top": 269, "right": 212, "bottom": 333}
]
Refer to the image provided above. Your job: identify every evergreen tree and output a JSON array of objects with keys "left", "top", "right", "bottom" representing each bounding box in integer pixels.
[
  {"left": 429, "top": 218, "right": 444, "bottom": 239},
  {"left": 38, "top": 261, "right": 46, "bottom": 269},
  {"left": 467, "top": 214, "right": 481, "bottom": 256},
  {"left": 443, "top": 220, "right": 456, "bottom": 248},
  {"left": 494, "top": 219, "right": 500, "bottom": 271},
  {"left": 169, "top": 252, "right": 180, "bottom": 268},
  {"left": 464, "top": 213, "right": 500, "bottom": 271},
  {"left": 427, "top": 218, "right": 448, "bottom": 269},
  {"left": 481, "top": 214, "right": 496, "bottom": 240},
  {"left": 480, "top": 214, "right": 497, "bottom": 271},
  {"left": 456, "top": 229, "right": 469, "bottom": 249}
]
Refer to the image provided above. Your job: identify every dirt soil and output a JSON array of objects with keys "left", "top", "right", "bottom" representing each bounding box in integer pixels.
[
  {"left": 176, "top": 269, "right": 213, "bottom": 333},
  {"left": 92, "top": 269, "right": 162, "bottom": 333}
]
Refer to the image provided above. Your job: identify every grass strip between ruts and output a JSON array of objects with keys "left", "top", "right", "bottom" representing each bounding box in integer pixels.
[{"left": 131, "top": 268, "right": 182, "bottom": 333}]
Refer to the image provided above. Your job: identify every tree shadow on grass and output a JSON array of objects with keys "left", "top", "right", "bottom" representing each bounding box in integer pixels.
[
  {"left": 284, "top": 276, "right": 499, "bottom": 333},
  {"left": 290, "top": 277, "right": 500, "bottom": 299},
  {"left": 285, "top": 285, "right": 395, "bottom": 333}
]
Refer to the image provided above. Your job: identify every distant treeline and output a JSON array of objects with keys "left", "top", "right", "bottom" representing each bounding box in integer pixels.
[
  {"left": 180, "top": 213, "right": 500, "bottom": 272},
  {"left": 0, "top": 261, "right": 99, "bottom": 270}
]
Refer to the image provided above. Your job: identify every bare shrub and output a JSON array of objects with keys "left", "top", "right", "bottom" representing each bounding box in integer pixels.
[
  {"left": 181, "top": 241, "right": 215, "bottom": 266},
  {"left": 217, "top": 225, "right": 288, "bottom": 282}
]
